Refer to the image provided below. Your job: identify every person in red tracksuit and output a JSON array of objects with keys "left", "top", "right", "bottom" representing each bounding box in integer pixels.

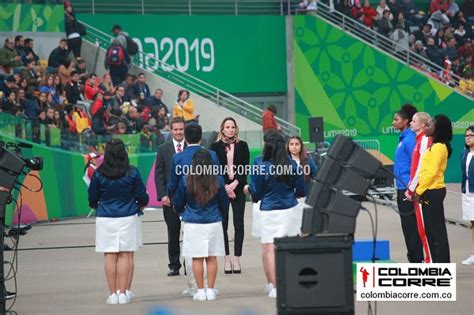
[{"left": 405, "top": 112, "right": 433, "bottom": 263}]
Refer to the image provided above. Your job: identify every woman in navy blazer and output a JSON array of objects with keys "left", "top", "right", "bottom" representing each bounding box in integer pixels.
[
  {"left": 244, "top": 130, "right": 305, "bottom": 298},
  {"left": 210, "top": 117, "right": 250, "bottom": 274},
  {"left": 461, "top": 126, "right": 474, "bottom": 265},
  {"left": 173, "top": 149, "right": 229, "bottom": 301},
  {"left": 88, "top": 139, "right": 149, "bottom": 305},
  {"left": 287, "top": 136, "right": 318, "bottom": 196}
]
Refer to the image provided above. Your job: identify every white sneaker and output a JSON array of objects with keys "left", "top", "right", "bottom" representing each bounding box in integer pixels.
[
  {"left": 182, "top": 287, "right": 198, "bottom": 296},
  {"left": 462, "top": 255, "right": 474, "bottom": 265},
  {"left": 106, "top": 293, "right": 118, "bottom": 305},
  {"left": 193, "top": 289, "right": 207, "bottom": 301},
  {"left": 118, "top": 293, "right": 129, "bottom": 304},
  {"left": 268, "top": 288, "right": 277, "bottom": 298},
  {"left": 206, "top": 288, "right": 217, "bottom": 301},
  {"left": 264, "top": 283, "right": 274, "bottom": 294},
  {"left": 126, "top": 290, "right": 135, "bottom": 300}
]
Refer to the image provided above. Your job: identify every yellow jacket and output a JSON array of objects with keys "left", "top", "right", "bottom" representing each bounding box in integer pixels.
[
  {"left": 416, "top": 143, "right": 447, "bottom": 195},
  {"left": 172, "top": 99, "right": 195, "bottom": 121}
]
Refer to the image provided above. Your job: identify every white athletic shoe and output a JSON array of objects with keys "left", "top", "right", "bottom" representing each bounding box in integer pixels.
[
  {"left": 268, "top": 288, "right": 277, "bottom": 298},
  {"left": 206, "top": 288, "right": 217, "bottom": 301},
  {"left": 462, "top": 255, "right": 474, "bottom": 265},
  {"left": 182, "top": 287, "right": 198, "bottom": 296},
  {"left": 118, "top": 293, "right": 129, "bottom": 304},
  {"left": 264, "top": 283, "right": 274, "bottom": 294},
  {"left": 106, "top": 293, "right": 118, "bottom": 305},
  {"left": 126, "top": 290, "right": 135, "bottom": 300},
  {"left": 193, "top": 289, "right": 207, "bottom": 301}
]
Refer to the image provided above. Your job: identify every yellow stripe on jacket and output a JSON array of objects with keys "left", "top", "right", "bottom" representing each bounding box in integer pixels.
[{"left": 416, "top": 143, "right": 447, "bottom": 195}]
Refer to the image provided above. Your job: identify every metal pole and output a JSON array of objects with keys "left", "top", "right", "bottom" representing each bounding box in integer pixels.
[
  {"left": 141, "top": 0, "right": 145, "bottom": 15},
  {"left": 189, "top": 0, "right": 192, "bottom": 16},
  {"left": 235, "top": 0, "right": 238, "bottom": 16},
  {"left": 92, "top": 0, "right": 95, "bottom": 15}
]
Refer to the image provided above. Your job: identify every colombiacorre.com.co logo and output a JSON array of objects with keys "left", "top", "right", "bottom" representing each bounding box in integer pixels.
[
  {"left": 356, "top": 263, "right": 456, "bottom": 301},
  {"left": 174, "top": 164, "right": 312, "bottom": 176}
]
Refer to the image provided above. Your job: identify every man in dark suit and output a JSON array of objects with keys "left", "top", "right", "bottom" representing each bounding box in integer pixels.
[
  {"left": 155, "top": 117, "right": 186, "bottom": 277},
  {"left": 167, "top": 123, "right": 220, "bottom": 199}
]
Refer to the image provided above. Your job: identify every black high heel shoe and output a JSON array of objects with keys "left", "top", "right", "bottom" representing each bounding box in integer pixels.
[
  {"left": 233, "top": 262, "right": 241, "bottom": 274},
  {"left": 224, "top": 261, "right": 233, "bottom": 274}
]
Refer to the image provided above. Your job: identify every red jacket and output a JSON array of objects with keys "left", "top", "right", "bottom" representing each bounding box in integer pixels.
[
  {"left": 262, "top": 110, "right": 278, "bottom": 132},
  {"left": 430, "top": 0, "right": 448, "bottom": 14},
  {"left": 361, "top": 6, "right": 377, "bottom": 28}
]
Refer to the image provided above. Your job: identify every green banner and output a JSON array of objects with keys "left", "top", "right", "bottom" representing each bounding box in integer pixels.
[
  {"left": 78, "top": 14, "right": 287, "bottom": 94},
  {"left": 294, "top": 16, "right": 474, "bottom": 183},
  {"left": 0, "top": 4, "right": 64, "bottom": 32}
]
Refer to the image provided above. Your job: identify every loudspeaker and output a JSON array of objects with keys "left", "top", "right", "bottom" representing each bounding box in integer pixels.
[
  {"left": 308, "top": 117, "right": 324, "bottom": 143},
  {"left": 316, "top": 158, "right": 370, "bottom": 196},
  {"left": 326, "top": 135, "right": 382, "bottom": 177},
  {"left": 275, "top": 235, "right": 354, "bottom": 315}
]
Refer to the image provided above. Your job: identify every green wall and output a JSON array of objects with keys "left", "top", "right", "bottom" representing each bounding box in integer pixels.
[
  {"left": 0, "top": 4, "right": 64, "bottom": 32},
  {"left": 294, "top": 16, "right": 474, "bottom": 183},
  {"left": 78, "top": 14, "right": 287, "bottom": 94}
]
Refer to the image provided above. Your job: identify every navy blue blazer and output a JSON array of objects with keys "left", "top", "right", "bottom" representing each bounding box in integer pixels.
[
  {"left": 461, "top": 150, "right": 474, "bottom": 193},
  {"left": 88, "top": 167, "right": 149, "bottom": 218},
  {"left": 167, "top": 145, "right": 220, "bottom": 198},
  {"left": 173, "top": 176, "right": 229, "bottom": 223},
  {"left": 249, "top": 159, "right": 305, "bottom": 211},
  {"left": 298, "top": 157, "right": 319, "bottom": 196}
]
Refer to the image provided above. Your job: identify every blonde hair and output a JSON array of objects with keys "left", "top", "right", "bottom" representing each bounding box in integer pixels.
[
  {"left": 413, "top": 112, "right": 431, "bottom": 125},
  {"left": 216, "top": 117, "right": 240, "bottom": 142}
]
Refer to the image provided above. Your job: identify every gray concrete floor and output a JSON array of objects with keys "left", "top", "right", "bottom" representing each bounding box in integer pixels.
[{"left": 7, "top": 187, "right": 474, "bottom": 315}]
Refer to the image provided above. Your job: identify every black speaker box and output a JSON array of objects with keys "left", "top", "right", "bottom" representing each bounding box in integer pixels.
[
  {"left": 275, "top": 235, "right": 354, "bottom": 315},
  {"left": 308, "top": 117, "right": 324, "bottom": 143}
]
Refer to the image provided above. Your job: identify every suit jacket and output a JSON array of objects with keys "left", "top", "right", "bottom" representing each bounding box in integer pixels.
[
  {"left": 167, "top": 145, "right": 220, "bottom": 199},
  {"left": 210, "top": 140, "right": 250, "bottom": 191},
  {"left": 155, "top": 140, "right": 186, "bottom": 200}
]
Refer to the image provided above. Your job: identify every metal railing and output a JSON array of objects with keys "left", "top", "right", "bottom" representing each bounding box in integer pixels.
[
  {"left": 313, "top": 2, "right": 472, "bottom": 99},
  {"left": 81, "top": 21, "right": 301, "bottom": 136},
  {"left": 69, "top": 0, "right": 301, "bottom": 15}
]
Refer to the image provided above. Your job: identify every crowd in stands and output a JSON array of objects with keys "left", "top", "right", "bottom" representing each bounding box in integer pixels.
[
  {"left": 304, "top": 0, "right": 474, "bottom": 94},
  {"left": 0, "top": 29, "right": 195, "bottom": 153}
]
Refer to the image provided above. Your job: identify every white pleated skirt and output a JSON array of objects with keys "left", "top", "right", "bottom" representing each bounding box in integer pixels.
[
  {"left": 95, "top": 214, "right": 142, "bottom": 253},
  {"left": 260, "top": 203, "right": 304, "bottom": 244},
  {"left": 252, "top": 201, "right": 262, "bottom": 238},
  {"left": 462, "top": 193, "right": 474, "bottom": 221},
  {"left": 182, "top": 221, "right": 225, "bottom": 258}
]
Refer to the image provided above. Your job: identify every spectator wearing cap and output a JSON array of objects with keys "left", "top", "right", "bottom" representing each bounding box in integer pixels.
[
  {"left": 65, "top": 71, "right": 83, "bottom": 105},
  {"left": 0, "top": 76, "right": 17, "bottom": 99},
  {"left": 0, "top": 38, "right": 23, "bottom": 73},
  {"left": 23, "top": 38, "right": 39, "bottom": 66},
  {"left": 414, "top": 40, "right": 428, "bottom": 58},
  {"left": 457, "top": 38, "right": 472, "bottom": 58},
  {"left": 21, "top": 59, "right": 41, "bottom": 96},
  {"left": 48, "top": 39, "right": 69, "bottom": 72},
  {"left": 64, "top": 0, "right": 83, "bottom": 58},
  {"left": 112, "top": 25, "right": 128, "bottom": 50},
  {"left": 84, "top": 74, "right": 100, "bottom": 100}
]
